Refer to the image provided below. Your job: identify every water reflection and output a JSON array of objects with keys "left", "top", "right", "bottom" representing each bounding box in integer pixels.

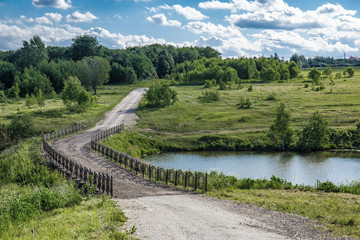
[{"left": 144, "top": 151, "right": 360, "bottom": 186}]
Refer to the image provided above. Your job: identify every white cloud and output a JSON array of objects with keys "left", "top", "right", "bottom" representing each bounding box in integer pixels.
[
  {"left": 35, "top": 16, "right": 53, "bottom": 25},
  {"left": 32, "top": 0, "right": 71, "bottom": 10},
  {"left": 199, "top": 1, "right": 234, "bottom": 10},
  {"left": 147, "top": 14, "right": 181, "bottom": 27},
  {"left": 173, "top": 5, "right": 208, "bottom": 20},
  {"left": 20, "top": 16, "right": 34, "bottom": 23},
  {"left": 66, "top": 11, "right": 98, "bottom": 23},
  {"left": 184, "top": 21, "right": 242, "bottom": 38},
  {"left": 45, "top": 13, "right": 62, "bottom": 22},
  {"left": 113, "top": 14, "right": 122, "bottom": 20}
]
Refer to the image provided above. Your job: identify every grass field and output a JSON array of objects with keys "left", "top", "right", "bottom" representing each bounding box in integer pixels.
[{"left": 0, "top": 84, "right": 142, "bottom": 134}]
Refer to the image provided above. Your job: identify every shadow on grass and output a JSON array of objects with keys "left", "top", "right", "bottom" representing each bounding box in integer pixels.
[{"left": 31, "top": 108, "right": 65, "bottom": 118}]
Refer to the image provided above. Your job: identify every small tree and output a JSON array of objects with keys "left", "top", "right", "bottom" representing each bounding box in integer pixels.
[
  {"left": 322, "top": 66, "right": 332, "bottom": 77},
  {"left": 61, "top": 76, "right": 92, "bottom": 112},
  {"left": 36, "top": 89, "right": 45, "bottom": 112},
  {"left": 25, "top": 93, "right": 35, "bottom": 108},
  {"left": 0, "top": 90, "right": 6, "bottom": 103},
  {"left": 308, "top": 67, "right": 321, "bottom": 84},
  {"left": 288, "top": 61, "right": 300, "bottom": 79},
  {"left": 145, "top": 81, "right": 177, "bottom": 107},
  {"left": 268, "top": 103, "right": 293, "bottom": 151},
  {"left": 298, "top": 111, "right": 330, "bottom": 151},
  {"left": 8, "top": 113, "right": 35, "bottom": 141},
  {"left": 346, "top": 67, "right": 355, "bottom": 77}
]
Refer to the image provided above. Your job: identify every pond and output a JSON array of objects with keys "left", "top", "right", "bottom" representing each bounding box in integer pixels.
[{"left": 144, "top": 151, "right": 360, "bottom": 186}]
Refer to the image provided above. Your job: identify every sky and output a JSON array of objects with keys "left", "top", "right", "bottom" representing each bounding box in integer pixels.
[{"left": 0, "top": 0, "right": 360, "bottom": 58}]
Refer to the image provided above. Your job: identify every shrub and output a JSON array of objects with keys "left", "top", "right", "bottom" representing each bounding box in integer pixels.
[
  {"left": 247, "top": 85, "right": 253, "bottom": 92},
  {"left": 218, "top": 80, "right": 232, "bottom": 90},
  {"left": 203, "top": 79, "right": 216, "bottom": 88},
  {"left": 145, "top": 81, "right": 177, "bottom": 107},
  {"left": 8, "top": 114, "right": 36, "bottom": 141},
  {"left": 265, "top": 92, "right": 277, "bottom": 101},
  {"left": 308, "top": 67, "right": 321, "bottom": 84},
  {"left": 335, "top": 72, "right": 342, "bottom": 79},
  {"left": 0, "top": 90, "right": 6, "bottom": 103},
  {"left": 61, "top": 76, "right": 92, "bottom": 112},
  {"left": 237, "top": 96, "right": 251, "bottom": 108},
  {"left": 346, "top": 67, "right": 355, "bottom": 77},
  {"left": 200, "top": 90, "right": 220, "bottom": 102},
  {"left": 304, "top": 83, "right": 309, "bottom": 88}
]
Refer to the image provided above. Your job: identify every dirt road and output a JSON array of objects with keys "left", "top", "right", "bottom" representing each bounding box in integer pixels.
[{"left": 50, "top": 88, "right": 340, "bottom": 240}]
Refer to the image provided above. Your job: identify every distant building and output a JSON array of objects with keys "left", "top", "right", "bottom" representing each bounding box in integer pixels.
[{"left": 349, "top": 56, "right": 359, "bottom": 60}]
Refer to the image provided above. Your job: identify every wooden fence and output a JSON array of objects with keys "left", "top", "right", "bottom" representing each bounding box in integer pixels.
[
  {"left": 91, "top": 124, "right": 208, "bottom": 191},
  {"left": 42, "top": 121, "right": 113, "bottom": 197}
]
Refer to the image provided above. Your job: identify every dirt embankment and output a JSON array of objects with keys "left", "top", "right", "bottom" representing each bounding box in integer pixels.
[{"left": 50, "top": 88, "right": 345, "bottom": 240}]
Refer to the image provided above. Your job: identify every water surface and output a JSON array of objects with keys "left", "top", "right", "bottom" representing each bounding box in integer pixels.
[{"left": 144, "top": 151, "right": 360, "bottom": 186}]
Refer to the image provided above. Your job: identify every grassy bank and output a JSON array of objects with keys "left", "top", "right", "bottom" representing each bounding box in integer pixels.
[{"left": 0, "top": 138, "right": 137, "bottom": 239}]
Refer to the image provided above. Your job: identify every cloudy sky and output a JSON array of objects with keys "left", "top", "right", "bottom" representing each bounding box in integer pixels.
[{"left": 0, "top": 0, "right": 359, "bottom": 58}]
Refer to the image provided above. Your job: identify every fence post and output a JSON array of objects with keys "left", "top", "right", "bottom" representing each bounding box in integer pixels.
[
  {"left": 110, "top": 176, "right": 113, "bottom": 198},
  {"left": 194, "top": 172, "right": 197, "bottom": 191},
  {"left": 156, "top": 167, "right": 160, "bottom": 181},
  {"left": 102, "top": 174, "right": 105, "bottom": 193},
  {"left": 184, "top": 172, "right": 188, "bottom": 189},
  {"left": 166, "top": 169, "right": 169, "bottom": 185},
  {"left": 205, "top": 173, "right": 208, "bottom": 192},
  {"left": 149, "top": 165, "right": 152, "bottom": 180},
  {"left": 175, "top": 170, "right": 178, "bottom": 187}
]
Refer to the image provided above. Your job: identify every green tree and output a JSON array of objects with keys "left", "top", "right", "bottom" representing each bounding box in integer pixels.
[
  {"left": 8, "top": 82, "right": 20, "bottom": 101},
  {"left": 260, "top": 67, "right": 280, "bottom": 82},
  {"left": 110, "top": 63, "right": 137, "bottom": 84},
  {"left": 298, "top": 111, "right": 330, "bottom": 151},
  {"left": 156, "top": 50, "right": 175, "bottom": 79},
  {"left": 36, "top": 89, "right": 45, "bottom": 112},
  {"left": 0, "top": 60, "right": 16, "bottom": 89},
  {"left": 18, "top": 67, "right": 53, "bottom": 96},
  {"left": 268, "top": 103, "right": 293, "bottom": 151},
  {"left": 8, "top": 113, "right": 35, "bottom": 141},
  {"left": 77, "top": 56, "right": 110, "bottom": 94},
  {"left": 145, "top": 81, "right": 177, "bottom": 107},
  {"left": 288, "top": 61, "right": 300, "bottom": 79},
  {"left": 346, "top": 67, "right": 355, "bottom": 77},
  {"left": 322, "top": 66, "right": 333, "bottom": 77},
  {"left": 16, "top": 36, "right": 48, "bottom": 69},
  {"left": 308, "top": 67, "right": 321, "bottom": 85},
  {"left": 61, "top": 76, "right": 91, "bottom": 112},
  {"left": 71, "top": 35, "right": 100, "bottom": 61},
  {"left": 0, "top": 90, "right": 6, "bottom": 103},
  {"left": 25, "top": 93, "right": 35, "bottom": 108}
]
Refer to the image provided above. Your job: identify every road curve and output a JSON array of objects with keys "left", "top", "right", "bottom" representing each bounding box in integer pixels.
[{"left": 50, "top": 88, "right": 336, "bottom": 240}]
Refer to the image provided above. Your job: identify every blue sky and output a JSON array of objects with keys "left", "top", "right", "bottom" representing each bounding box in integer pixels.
[{"left": 0, "top": 0, "right": 359, "bottom": 58}]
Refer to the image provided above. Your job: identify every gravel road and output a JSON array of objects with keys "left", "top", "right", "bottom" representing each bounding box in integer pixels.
[{"left": 49, "top": 88, "right": 345, "bottom": 240}]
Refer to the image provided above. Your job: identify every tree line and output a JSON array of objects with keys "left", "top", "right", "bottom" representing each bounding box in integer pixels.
[
  {"left": 290, "top": 54, "right": 360, "bottom": 69},
  {"left": 0, "top": 35, "right": 221, "bottom": 98}
]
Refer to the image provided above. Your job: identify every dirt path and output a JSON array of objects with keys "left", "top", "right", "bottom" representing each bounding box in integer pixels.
[{"left": 50, "top": 88, "right": 342, "bottom": 240}]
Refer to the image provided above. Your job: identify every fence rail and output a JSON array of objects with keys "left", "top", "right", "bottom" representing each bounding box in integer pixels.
[
  {"left": 42, "top": 121, "right": 113, "bottom": 197},
  {"left": 91, "top": 124, "right": 208, "bottom": 192}
]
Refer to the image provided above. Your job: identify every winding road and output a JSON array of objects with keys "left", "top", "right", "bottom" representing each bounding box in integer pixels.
[{"left": 50, "top": 88, "right": 338, "bottom": 240}]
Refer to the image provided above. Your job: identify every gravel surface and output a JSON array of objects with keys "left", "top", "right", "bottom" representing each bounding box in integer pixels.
[{"left": 49, "top": 88, "right": 348, "bottom": 240}]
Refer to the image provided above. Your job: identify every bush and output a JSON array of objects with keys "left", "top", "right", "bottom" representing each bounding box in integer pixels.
[
  {"left": 61, "top": 76, "right": 92, "bottom": 112},
  {"left": 203, "top": 79, "right": 216, "bottom": 88},
  {"left": 0, "top": 90, "right": 6, "bottom": 103},
  {"left": 8, "top": 114, "right": 36, "bottom": 141},
  {"left": 200, "top": 90, "right": 220, "bottom": 102},
  {"left": 237, "top": 96, "right": 251, "bottom": 108},
  {"left": 145, "top": 81, "right": 177, "bottom": 107},
  {"left": 247, "top": 85, "right": 253, "bottom": 92},
  {"left": 265, "top": 92, "right": 277, "bottom": 101},
  {"left": 308, "top": 67, "right": 321, "bottom": 84},
  {"left": 335, "top": 72, "right": 342, "bottom": 79},
  {"left": 218, "top": 80, "right": 232, "bottom": 90},
  {"left": 346, "top": 67, "right": 355, "bottom": 77}
]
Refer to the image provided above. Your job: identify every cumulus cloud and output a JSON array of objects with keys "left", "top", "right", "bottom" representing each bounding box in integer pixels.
[
  {"left": 66, "top": 11, "right": 98, "bottom": 23},
  {"left": 184, "top": 21, "right": 242, "bottom": 38},
  {"left": 147, "top": 14, "right": 181, "bottom": 27},
  {"left": 173, "top": 5, "right": 208, "bottom": 20},
  {"left": 147, "top": 4, "right": 208, "bottom": 21},
  {"left": 35, "top": 16, "right": 53, "bottom": 25},
  {"left": 45, "top": 13, "right": 62, "bottom": 22},
  {"left": 32, "top": 0, "right": 71, "bottom": 9}
]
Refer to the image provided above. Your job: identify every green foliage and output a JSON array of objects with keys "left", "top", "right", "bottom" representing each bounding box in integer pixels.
[
  {"left": 304, "top": 83, "right": 309, "bottom": 88},
  {"left": 36, "top": 89, "right": 45, "bottom": 112},
  {"left": 61, "top": 76, "right": 92, "bottom": 112},
  {"left": 145, "top": 81, "right": 177, "bottom": 107},
  {"left": 25, "top": 93, "right": 34, "bottom": 108},
  {"left": 308, "top": 67, "right": 321, "bottom": 84},
  {"left": 77, "top": 56, "right": 110, "bottom": 94},
  {"left": 264, "top": 92, "right": 277, "bottom": 101},
  {"left": 8, "top": 82, "right": 20, "bottom": 100},
  {"left": 0, "top": 60, "right": 16, "bottom": 89},
  {"left": 247, "top": 85, "right": 253, "bottom": 92},
  {"left": 71, "top": 35, "right": 100, "bottom": 61},
  {"left": 345, "top": 67, "right": 355, "bottom": 77},
  {"left": 237, "top": 96, "right": 251, "bottom": 109},
  {"left": 203, "top": 79, "right": 216, "bottom": 88},
  {"left": 8, "top": 114, "right": 36, "bottom": 141},
  {"left": 200, "top": 90, "right": 220, "bottom": 102},
  {"left": 218, "top": 80, "right": 232, "bottom": 90},
  {"left": 260, "top": 67, "right": 280, "bottom": 82},
  {"left": 0, "top": 90, "right": 6, "bottom": 103},
  {"left": 156, "top": 49, "right": 175, "bottom": 78},
  {"left": 268, "top": 103, "right": 294, "bottom": 151},
  {"left": 17, "top": 67, "right": 53, "bottom": 96},
  {"left": 16, "top": 36, "right": 48, "bottom": 69},
  {"left": 298, "top": 111, "right": 330, "bottom": 151},
  {"left": 335, "top": 72, "right": 342, "bottom": 79},
  {"left": 322, "top": 66, "right": 333, "bottom": 77},
  {"left": 288, "top": 61, "right": 300, "bottom": 79},
  {"left": 110, "top": 62, "right": 137, "bottom": 84}
]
